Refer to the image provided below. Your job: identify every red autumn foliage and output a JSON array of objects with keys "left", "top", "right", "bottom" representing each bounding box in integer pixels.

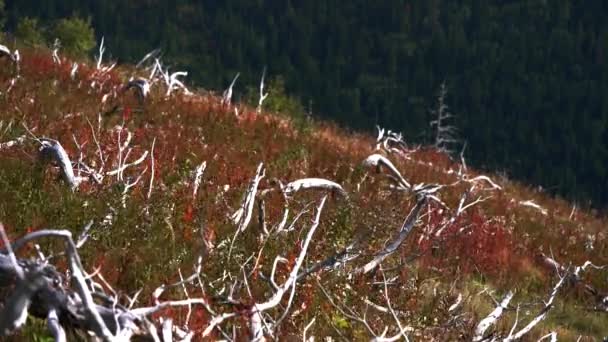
[{"left": 1, "top": 46, "right": 607, "bottom": 339}]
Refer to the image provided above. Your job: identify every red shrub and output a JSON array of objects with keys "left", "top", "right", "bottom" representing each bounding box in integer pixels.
[{"left": 418, "top": 208, "right": 518, "bottom": 278}]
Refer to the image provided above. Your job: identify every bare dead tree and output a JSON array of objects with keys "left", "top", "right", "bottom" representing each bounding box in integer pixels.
[
  {"left": 136, "top": 48, "right": 161, "bottom": 69},
  {"left": 222, "top": 73, "right": 240, "bottom": 106},
  {"left": 95, "top": 37, "right": 106, "bottom": 70},
  {"left": 51, "top": 39, "right": 61, "bottom": 64},
  {"left": 93, "top": 37, "right": 116, "bottom": 74},
  {"left": 257, "top": 67, "right": 269, "bottom": 114},
  {"left": 429, "top": 82, "right": 459, "bottom": 154}
]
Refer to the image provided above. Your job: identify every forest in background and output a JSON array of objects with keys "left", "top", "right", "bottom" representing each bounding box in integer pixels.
[{"left": 2, "top": 0, "right": 608, "bottom": 208}]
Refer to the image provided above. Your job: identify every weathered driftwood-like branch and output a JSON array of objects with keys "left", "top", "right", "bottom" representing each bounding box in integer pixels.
[
  {"left": 51, "top": 39, "right": 61, "bottom": 64},
  {"left": 1, "top": 229, "right": 115, "bottom": 340},
  {"left": 433, "top": 190, "right": 491, "bottom": 237},
  {"left": 136, "top": 48, "right": 161, "bottom": 68},
  {"left": 375, "top": 126, "right": 408, "bottom": 155},
  {"left": 317, "top": 273, "right": 411, "bottom": 342},
  {"left": 379, "top": 267, "right": 411, "bottom": 341},
  {"left": 537, "top": 332, "right": 557, "bottom": 342},
  {"left": 106, "top": 147, "right": 148, "bottom": 178},
  {"left": 538, "top": 254, "right": 607, "bottom": 312},
  {"left": 0, "top": 226, "right": 222, "bottom": 341},
  {"left": 519, "top": 200, "right": 548, "bottom": 216},
  {"left": 250, "top": 196, "right": 327, "bottom": 340},
  {"left": 472, "top": 258, "right": 603, "bottom": 342},
  {"left": 472, "top": 290, "right": 514, "bottom": 342},
  {"left": 0, "top": 44, "right": 20, "bottom": 65},
  {"left": 0, "top": 134, "right": 26, "bottom": 150},
  {"left": 283, "top": 177, "right": 348, "bottom": 198},
  {"left": 95, "top": 37, "right": 106, "bottom": 70},
  {"left": 125, "top": 78, "right": 151, "bottom": 103},
  {"left": 147, "top": 137, "right": 156, "bottom": 200},
  {"left": 363, "top": 154, "right": 411, "bottom": 190},
  {"left": 70, "top": 62, "right": 79, "bottom": 79},
  {"left": 165, "top": 71, "right": 191, "bottom": 96},
  {"left": 297, "top": 236, "right": 360, "bottom": 281},
  {"left": 222, "top": 73, "right": 240, "bottom": 106},
  {"left": 467, "top": 175, "right": 502, "bottom": 190},
  {"left": 502, "top": 272, "right": 566, "bottom": 341},
  {"left": 38, "top": 138, "right": 80, "bottom": 190},
  {"left": 357, "top": 196, "right": 426, "bottom": 274},
  {"left": 231, "top": 163, "right": 266, "bottom": 232},
  {"left": 92, "top": 37, "right": 115, "bottom": 75},
  {"left": 228, "top": 163, "right": 265, "bottom": 259},
  {"left": 257, "top": 67, "right": 269, "bottom": 114}
]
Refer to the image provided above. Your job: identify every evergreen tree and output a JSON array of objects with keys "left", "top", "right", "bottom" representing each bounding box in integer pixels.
[
  {"left": 15, "top": 17, "right": 44, "bottom": 46},
  {"left": 51, "top": 15, "right": 95, "bottom": 57}
]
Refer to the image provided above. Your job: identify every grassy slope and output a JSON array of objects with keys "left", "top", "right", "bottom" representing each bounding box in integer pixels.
[{"left": 0, "top": 48, "right": 607, "bottom": 340}]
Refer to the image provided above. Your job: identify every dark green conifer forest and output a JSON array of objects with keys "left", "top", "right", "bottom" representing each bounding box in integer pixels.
[{"left": 3, "top": 0, "right": 608, "bottom": 207}]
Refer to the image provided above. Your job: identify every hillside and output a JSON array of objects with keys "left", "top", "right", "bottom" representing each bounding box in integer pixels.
[
  {"left": 4, "top": 0, "right": 608, "bottom": 207},
  {"left": 0, "top": 46, "right": 607, "bottom": 340}
]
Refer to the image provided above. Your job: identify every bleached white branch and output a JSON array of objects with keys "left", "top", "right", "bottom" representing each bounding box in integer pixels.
[
  {"left": 191, "top": 161, "right": 207, "bottom": 199},
  {"left": 468, "top": 175, "right": 502, "bottom": 190},
  {"left": 380, "top": 267, "right": 411, "bottom": 341},
  {"left": 375, "top": 126, "right": 409, "bottom": 154},
  {"left": 357, "top": 196, "right": 426, "bottom": 274},
  {"left": 136, "top": 48, "right": 161, "bottom": 68},
  {"left": 0, "top": 134, "right": 26, "bottom": 150},
  {"left": 284, "top": 178, "right": 348, "bottom": 198},
  {"left": 125, "top": 78, "right": 151, "bottom": 103},
  {"left": 46, "top": 308, "right": 67, "bottom": 342},
  {"left": 228, "top": 163, "right": 265, "bottom": 259},
  {"left": 105, "top": 150, "right": 149, "bottom": 177},
  {"left": 472, "top": 291, "right": 514, "bottom": 342},
  {"left": 250, "top": 196, "right": 328, "bottom": 340},
  {"left": 121, "top": 167, "right": 148, "bottom": 208},
  {"left": 0, "top": 44, "right": 19, "bottom": 64},
  {"left": 363, "top": 154, "right": 411, "bottom": 189},
  {"left": 7, "top": 229, "right": 115, "bottom": 339},
  {"left": 96, "top": 37, "right": 106, "bottom": 70},
  {"left": 537, "top": 332, "right": 557, "bottom": 342},
  {"left": 70, "top": 62, "right": 79, "bottom": 79},
  {"left": 519, "top": 200, "right": 548, "bottom": 216},
  {"left": 165, "top": 71, "right": 191, "bottom": 96},
  {"left": 38, "top": 138, "right": 81, "bottom": 190},
  {"left": 202, "top": 313, "right": 238, "bottom": 338},
  {"left": 222, "top": 73, "right": 240, "bottom": 106},
  {"left": 302, "top": 316, "right": 316, "bottom": 342},
  {"left": 503, "top": 272, "right": 566, "bottom": 341},
  {"left": 448, "top": 293, "right": 463, "bottom": 312},
  {"left": 147, "top": 138, "right": 156, "bottom": 200},
  {"left": 51, "top": 39, "right": 61, "bottom": 64},
  {"left": 257, "top": 67, "right": 269, "bottom": 114},
  {"left": 429, "top": 82, "right": 459, "bottom": 153}
]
